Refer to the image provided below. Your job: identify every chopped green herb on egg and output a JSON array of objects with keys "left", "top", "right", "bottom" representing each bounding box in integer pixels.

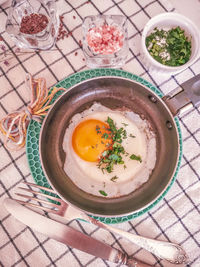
[
  {"left": 130, "top": 154, "right": 142, "bottom": 163},
  {"left": 99, "top": 190, "right": 107, "bottom": 196},
  {"left": 97, "top": 117, "right": 142, "bottom": 173},
  {"left": 110, "top": 175, "right": 118, "bottom": 182},
  {"left": 122, "top": 122, "right": 128, "bottom": 127}
]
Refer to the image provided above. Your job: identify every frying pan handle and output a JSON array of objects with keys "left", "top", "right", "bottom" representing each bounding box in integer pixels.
[{"left": 162, "top": 74, "right": 200, "bottom": 116}]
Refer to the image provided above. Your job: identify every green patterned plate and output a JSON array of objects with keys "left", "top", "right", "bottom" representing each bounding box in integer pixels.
[{"left": 26, "top": 68, "right": 182, "bottom": 224}]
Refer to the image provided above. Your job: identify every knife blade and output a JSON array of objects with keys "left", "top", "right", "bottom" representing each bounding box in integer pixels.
[{"left": 4, "top": 198, "right": 150, "bottom": 267}]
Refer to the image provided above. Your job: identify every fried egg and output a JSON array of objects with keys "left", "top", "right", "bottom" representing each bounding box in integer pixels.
[{"left": 63, "top": 103, "right": 156, "bottom": 198}]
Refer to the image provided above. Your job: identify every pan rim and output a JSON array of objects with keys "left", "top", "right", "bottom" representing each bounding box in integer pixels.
[
  {"left": 26, "top": 69, "right": 182, "bottom": 221},
  {"left": 39, "top": 76, "right": 181, "bottom": 216}
]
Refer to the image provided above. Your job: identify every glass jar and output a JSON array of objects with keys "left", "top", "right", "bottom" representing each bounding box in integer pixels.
[
  {"left": 6, "top": 0, "right": 59, "bottom": 50},
  {"left": 82, "top": 15, "right": 129, "bottom": 68}
]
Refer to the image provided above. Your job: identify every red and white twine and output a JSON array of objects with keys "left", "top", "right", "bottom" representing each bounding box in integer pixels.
[{"left": 0, "top": 74, "right": 64, "bottom": 151}]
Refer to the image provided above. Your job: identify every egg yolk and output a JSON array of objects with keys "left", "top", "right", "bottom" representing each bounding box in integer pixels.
[{"left": 72, "top": 119, "right": 112, "bottom": 162}]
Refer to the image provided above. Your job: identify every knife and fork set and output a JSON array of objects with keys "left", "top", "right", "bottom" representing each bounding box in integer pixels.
[{"left": 3, "top": 181, "right": 188, "bottom": 266}]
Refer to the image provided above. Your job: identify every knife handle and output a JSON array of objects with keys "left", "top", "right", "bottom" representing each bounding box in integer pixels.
[{"left": 126, "top": 257, "right": 152, "bottom": 267}]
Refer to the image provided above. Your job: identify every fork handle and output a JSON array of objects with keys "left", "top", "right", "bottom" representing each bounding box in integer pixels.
[
  {"left": 80, "top": 213, "right": 188, "bottom": 265},
  {"left": 126, "top": 258, "right": 151, "bottom": 267}
]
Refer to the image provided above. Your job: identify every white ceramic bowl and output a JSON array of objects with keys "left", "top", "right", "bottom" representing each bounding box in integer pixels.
[{"left": 141, "top": 12, "right": 200, "bottom": 74}]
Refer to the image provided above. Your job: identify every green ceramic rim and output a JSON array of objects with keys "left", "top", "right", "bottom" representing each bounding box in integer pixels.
[{"left": 26, "top": 68, "right": 182, "bottom": 224}]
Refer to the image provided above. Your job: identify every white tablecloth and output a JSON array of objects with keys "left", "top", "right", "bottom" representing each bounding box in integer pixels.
[{"left": 0, "top": 0, "right": 200, "bottom": 266}]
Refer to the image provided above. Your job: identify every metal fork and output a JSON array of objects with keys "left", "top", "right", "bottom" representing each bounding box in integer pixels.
[{"left": 15, "top": 181, "right": 188, "bottom": 265}]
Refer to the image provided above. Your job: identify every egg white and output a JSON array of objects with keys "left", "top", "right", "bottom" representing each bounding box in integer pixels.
[{"left": 62, "top": 103, "right": 156, "bottom": 198}]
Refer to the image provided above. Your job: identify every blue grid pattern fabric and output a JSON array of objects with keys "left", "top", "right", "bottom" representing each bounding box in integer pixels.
[{"left": 0, "top": 0, "right": 200, "bottom": 267}]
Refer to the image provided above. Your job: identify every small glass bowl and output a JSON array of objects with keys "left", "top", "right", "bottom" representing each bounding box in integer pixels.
[
  {"left": 141, "top": 12, "right": 200, "bottom": 74},
  {"left": 6, "top": 0, "right": 59, "bottom": 50},
  {"left": 82, "top": 15, "right": 129, "bottom": 68}
]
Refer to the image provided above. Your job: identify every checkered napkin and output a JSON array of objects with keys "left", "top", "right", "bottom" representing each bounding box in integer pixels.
[{"left": 0, "top": 0, "right": 200, "bottom": 266}]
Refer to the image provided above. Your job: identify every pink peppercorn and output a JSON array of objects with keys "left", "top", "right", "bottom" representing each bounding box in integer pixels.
[
  {"left": 86, "top": 24, "right": 124, "bottom": 55},
  {"left": 20, "top": 13, "right": 48, "bottom": 34}
]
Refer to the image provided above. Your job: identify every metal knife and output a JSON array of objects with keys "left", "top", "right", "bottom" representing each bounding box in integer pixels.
[{"left": 4, "top": 198, "right": 150, "bottom": 267}]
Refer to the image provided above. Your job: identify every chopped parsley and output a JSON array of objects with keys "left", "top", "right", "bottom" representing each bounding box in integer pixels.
[
  {"left": 129, "top": 133, "right": 136, "bottom": 138},
  {"left": 110, "top": 175, "right": 118, "bottom": 182},
  {"left": 146, "top": 26, "right": 191, "bottom": 66},
  {"left": 96, "top": 125, "right": 101, "bottom": 134},
  {"left": 102, "top": 133, "right": 109, "bottom": 139},
  {"left": 122, "top": 122, "right": 128, "bottom": 127},
  {"left": 106, "top": 117, "right": 117, "bottom": 132},
  {"left": 130, "top": 154, "right": 142, "bottom": 163},
  {"left": 97, "top": 117, "right": 142, "bottom": 173},
  {"left": 99, "top": 190, "right": 107, "bottom": 196}
]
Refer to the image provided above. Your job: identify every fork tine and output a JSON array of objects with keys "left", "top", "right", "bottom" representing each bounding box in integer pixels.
[
  {"left": 22, "top": 181, "right": 55, "bottom": 194},
  {"left": 18, "top": 187, "right": 61, "bottom": 203},
  {"left": 15, "top": 192, "right": 59, "bottom": 208},
  {"left": 13, "top": 198, "right": 58, "bottom": 214},
  {"left": 22, "top": 181, "right": 66, "bottom": 205}
]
